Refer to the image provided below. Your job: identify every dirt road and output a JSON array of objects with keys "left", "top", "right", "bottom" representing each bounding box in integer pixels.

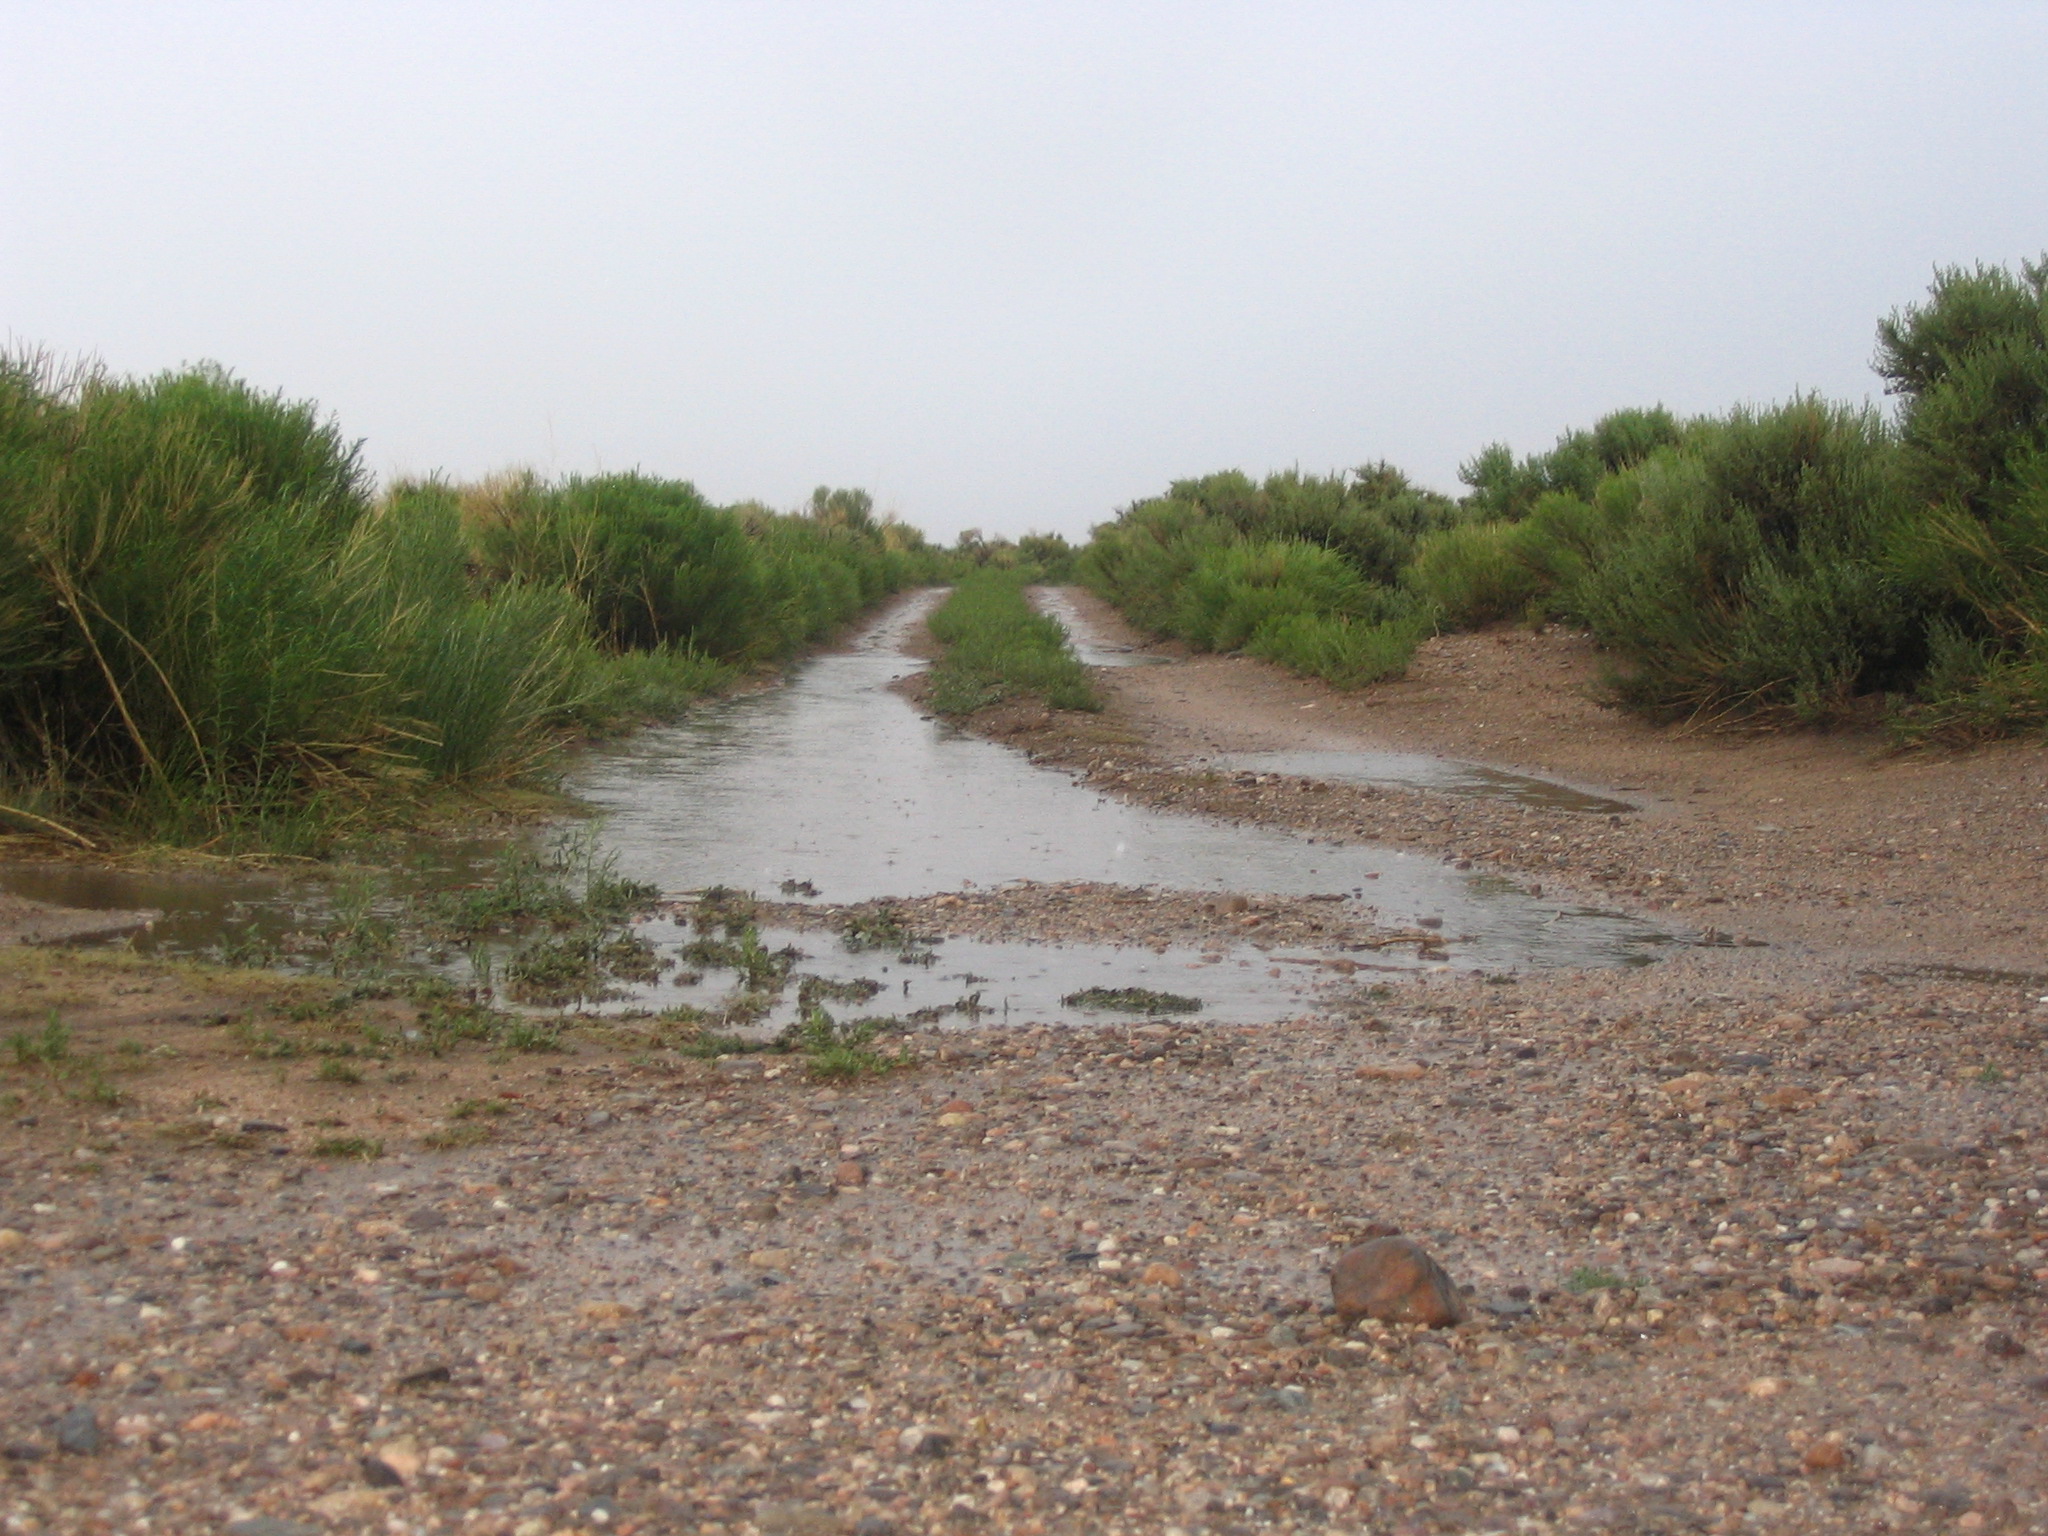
[{"left": 1, "top": 597, "right": 2045, "bottom": 1536}]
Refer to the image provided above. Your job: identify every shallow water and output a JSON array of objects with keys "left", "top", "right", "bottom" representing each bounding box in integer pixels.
[
  {"left": 1029, "top": 587, "right": 1169, "bottom": 666},
  {"left": 633, "top": 922, "right": 1343, "bottom": 1029},
  {"left": 1205, "top": 750, "right": 1638, "bottom": 817},
  {"left": 571, "top": 591, "right": 1672, "bottom": 972}
]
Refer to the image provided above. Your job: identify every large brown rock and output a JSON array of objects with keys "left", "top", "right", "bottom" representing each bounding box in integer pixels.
[{"left": 1330, "top": 1237, "right": 1465, "bottom": 1328}]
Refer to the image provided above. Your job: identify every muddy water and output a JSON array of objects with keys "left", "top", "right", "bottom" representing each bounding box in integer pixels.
[
  {"left": 650, "top": 924, "right": 1337, "bottom": 1030},
  {"left": 573, "top": 591, "right": 1672, "bottom": 976},
  {"left": 1029, "top": 587, "right": 1169, "bottom": 666},
  {"left": 1206, "top": 750, "right": 1638, "bottom": 817}
]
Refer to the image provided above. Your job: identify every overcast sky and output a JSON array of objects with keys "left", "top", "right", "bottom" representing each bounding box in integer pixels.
[{"left": 5, "top": 4, "right": 2045, "bottom": 542}]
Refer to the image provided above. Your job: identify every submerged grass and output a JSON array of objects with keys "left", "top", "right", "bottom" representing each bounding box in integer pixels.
[{"left": 925, "top": 568, "right": 1099, "bottom": 715}]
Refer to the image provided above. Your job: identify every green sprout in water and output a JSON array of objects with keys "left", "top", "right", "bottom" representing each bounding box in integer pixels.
[{"left": 1060, "top": 986, "right": 1202, "bottom": 1015}]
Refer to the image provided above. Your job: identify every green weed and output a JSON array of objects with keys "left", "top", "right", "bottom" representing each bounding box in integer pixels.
[
  {"left": 1564, "top": 1266, "right": 1626, "bottom": 1293},
  {"left": 8, "top": 1013, "right": 69, "bottom": 1067},
  {"left": 309, "top": 1135, "right": 383, "bottom": 1161},
  {"left": 782, "top": 1008, "right": 907, "bottom": 1080},
  {"left": 315, "top": 1057, "right": 364, "bottom": 1085},
  {"left": 420, "top": 1122, "right": 495, "bottom": 1150},
  {"left": 1060, "top": 986, "right": 1203, "bottom": 1015},
  {"left": 498, "top": 1020, "right": 564, "bottom": 1054}
]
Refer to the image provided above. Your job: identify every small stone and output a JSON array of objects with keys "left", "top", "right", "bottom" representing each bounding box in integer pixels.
[
  {"left": 1658, "top": 1071, "right": 1717, "bottom": 1096},
  {"left": 1801, "top": 1439, "right": 1846, "bottom": 1472},
  {"left": 1743, "top": 1376, "right": 1784, "bottom": 1398},
  {"left": 1808, "top": 1257, "right": 1866, "bottom": 1281},
  {"left": 0, "top": 1228, "right": 25, "bottom": 1254},
  {"left": 898, "top": 1424, "right": 953, "bottom": 1457},
  {"left": 578, "top": 1301, "right": 636, "bottom": 1323},
  {"left": 55, "top": 1405, "right": 101, "bottom": 1455},
  {"left": 937, "top": 1099, "right": 976, "bottom": 1115},
  {"left": 1354, "top": 1061, "right": 1427, "bottom": 1082},
  {"left": 225, "top": 1520, "right": 323, "bottom": 1536},
  {"left": 464, "top": 1281, "right": 505, "bottom": 1303},
  {"left": 1919, "top": 1484, "right": 1974, "bottom": 1515},
  {"left": 1330, "top": 1237, "right": 1464, "bottom": 1328},
  {"left": 312, "top": 1489, "right": 390, "bottom": 1520},
  {"left": 1139, "top": 1261, "right": 1185, "bottom": 1289},
  {"left": 834, "top": 1159, "right": 869, "bottom": 1187},
  {"left": 1983, "top": 1329, "right": 2027, "bottom": 1359},
  {"left": 747, "top": 1247, "right": 799, "bottom": 1270},
  {"left": 360, "top": 1454, "right": 405, "bottom": 1487}
]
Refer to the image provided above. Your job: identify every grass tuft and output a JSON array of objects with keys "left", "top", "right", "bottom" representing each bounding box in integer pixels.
[{"left": 926, "top": 569, "right": 1099, "bottom": 715}]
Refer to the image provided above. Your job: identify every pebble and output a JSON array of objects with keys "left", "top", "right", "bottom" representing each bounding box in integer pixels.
[
  {"left": 1330, "top": 1237, "right": 1465, "bottom": 1328},
  {"left": 1802, "top": 1439, "right": 1847, "bottom": 1472},
  {"left": 224, "top": 1520, "right": 323, "bottom": 1536},
  {"left": 54, "top": 1404, "right": 101, "bottom": 1454}
]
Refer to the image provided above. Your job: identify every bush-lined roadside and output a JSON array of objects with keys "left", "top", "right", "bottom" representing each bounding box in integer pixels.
[
  {"left": 0, "top": 357, "right": 941, "bottom": 853},
  {"left": 924, "top": 567, "right": 1099, "bottom": 716},
  {"left": 1083, "top": 256, "right": 2048, "bottom": 735}
]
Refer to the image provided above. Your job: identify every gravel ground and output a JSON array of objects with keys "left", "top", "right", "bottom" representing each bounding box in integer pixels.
[{"left": 3, "top": 596, "right": 2046, "bottom": 1536}]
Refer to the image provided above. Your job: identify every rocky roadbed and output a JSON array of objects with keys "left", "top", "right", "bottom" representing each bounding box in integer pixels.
[
  {"left": 3, "top": 956, "right": 2047, "bottom": 1536},
  {"left": 4, "top": 595, "right": 2048, "bottom": 1535}
]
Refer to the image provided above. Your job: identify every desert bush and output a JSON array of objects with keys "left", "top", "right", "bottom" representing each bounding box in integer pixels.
[
  {"left": 1878, "top": 256, "right": 2048, "bottom": 735},
  {"left": 1080, "top": 465, "right": 1447, "bottom": 687},
  {"left": 1564, "top": 398, "right": 1914, "bottom": 721}
]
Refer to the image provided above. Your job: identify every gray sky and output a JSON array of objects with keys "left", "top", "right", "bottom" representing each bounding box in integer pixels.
[{"left": 6, "top": 3, "right": 2046, "bottom": 543}]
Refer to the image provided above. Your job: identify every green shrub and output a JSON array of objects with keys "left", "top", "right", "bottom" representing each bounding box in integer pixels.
[
  {"left": 1879, "top": 256, "right": 2048, "bottom": 735},
  {"left": 1567, "top": 399, "right": 1914, "bottom": 721},
  {"left": 1080, "top": 465, "right": 1448, "bottom": 689},
  {"left": 1406, "top": 521, "right": 1542, "bottom": 627}
]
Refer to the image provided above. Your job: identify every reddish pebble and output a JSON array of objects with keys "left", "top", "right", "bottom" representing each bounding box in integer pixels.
[{"left": 1330, "top": 1237, "right": 1465, "bottom": 1328}]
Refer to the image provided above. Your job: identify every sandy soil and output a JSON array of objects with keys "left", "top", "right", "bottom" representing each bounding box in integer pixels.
[{"left": 2, "top": 594, "right": 2046, "bottom": 1536}]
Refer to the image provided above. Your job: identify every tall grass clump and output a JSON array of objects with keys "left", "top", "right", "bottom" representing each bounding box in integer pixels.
[
  {"left": 0, "top": 357, "right": 483, "bottom": 847},
  {"left": 925, "top": 568, "right": 1099, "bottom": 715}
]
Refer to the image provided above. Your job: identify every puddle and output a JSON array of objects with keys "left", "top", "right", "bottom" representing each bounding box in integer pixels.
[
  {"left": 1205, "top": 750, "right": 1638, "bottom": 817},
  {"left": 1, "top": 590, "right": 1679, "bottom": 1011},
  {"left": 570, "top": 591, "right": 1672, "bottom": 972},
  {"left": 1029, "top": 586, "right": 1169, "bottom": 666},
  {"left": 620, "top": 922, "right": 1342, "bottom": 1029},
  {"left": 0, "top": 838, "right": 510, "bottom": 964}
]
